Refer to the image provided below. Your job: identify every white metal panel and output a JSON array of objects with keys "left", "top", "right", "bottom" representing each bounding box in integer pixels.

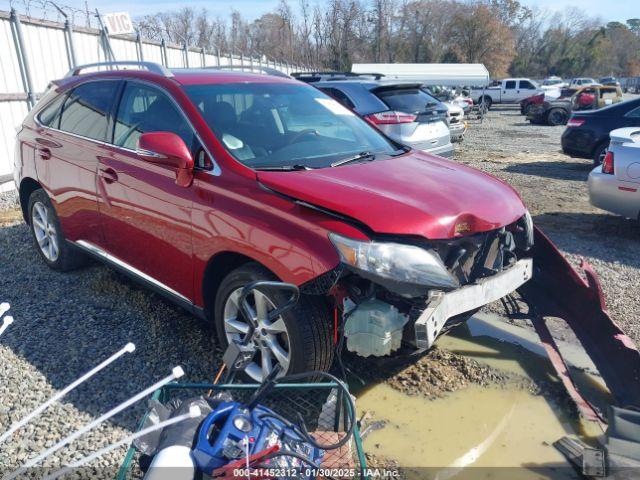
[
  {"left": 203, "top": 53, "right": 218, "bottom": 67},
  {"left": 0, "top": 101, "right": 28, "bottom": 177},
  {"left": 141, "top": 42, "right": 163, "bottom": 64},
  {"left": 351, "top": 63, "right": 491, "bottom": 86},
  {"left": 0, "top": 18, "right": 23, "bottom": 94},
  {"left": 165, "top": 46, "right": 184, "bottom": 68},
  {"left": 111, "top": 37, "right": 139, "bottom": 61},
  {"left": 187, "top": 50, "right": 202, "bottom": 67},
  {"left": 73, "top": 30, "right": 107, "bottom": 66},
  {"left": 22, "top": 23, "right": 69, "bottom": 92}
]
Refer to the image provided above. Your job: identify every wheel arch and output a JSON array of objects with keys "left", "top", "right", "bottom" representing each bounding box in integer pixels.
[
  {"left": 18, "top": 177, "right": 42, "bottom": 224},
  {"left": 591, "top": 136, "right": 610, "bottom": 157},
  {"left": 201, "top": 251, "right": 280, "bottom": 322}
]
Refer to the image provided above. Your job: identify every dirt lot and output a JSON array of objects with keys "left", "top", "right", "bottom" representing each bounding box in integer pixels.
[{"left": 455, "top": 105, "right": 640, "bottom": 344}]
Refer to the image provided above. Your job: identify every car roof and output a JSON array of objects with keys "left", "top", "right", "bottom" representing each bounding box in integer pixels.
[
  {"left": 54, "top": 67, "right": 298, "bottom": 89},
  {"left": 170, "top": 68, "right": 298, "bottom": 85},
  {"left": 313, "top": 78, "right": 424, "bottom": 89}
]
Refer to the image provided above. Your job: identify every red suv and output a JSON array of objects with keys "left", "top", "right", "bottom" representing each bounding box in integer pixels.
[{"left": 14, "top": 62, "right": 534, "bottom": 381}]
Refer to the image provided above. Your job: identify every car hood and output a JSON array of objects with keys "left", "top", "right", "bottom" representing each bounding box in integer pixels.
[{"left": 257, "top": 151, "right": 527, "bottom": 239}]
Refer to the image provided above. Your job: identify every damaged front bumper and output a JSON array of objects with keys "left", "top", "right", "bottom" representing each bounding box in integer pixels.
[{"left": 414, "top": 258, "right": 533, "bottom": 349}]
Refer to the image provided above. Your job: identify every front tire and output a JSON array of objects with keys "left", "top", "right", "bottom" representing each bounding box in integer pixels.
[
  {"left": 214, "top": 263, "right": 333, "bottom": 381},
  {"left": 546, "top": 108, "right": 568, "bottom": 126},
  {"left": 28, "top": 189, "right": 86, "bottom": 271}
]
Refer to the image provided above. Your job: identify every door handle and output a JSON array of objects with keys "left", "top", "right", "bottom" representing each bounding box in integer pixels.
[
  {"left": 99, "top": 167, "right": 118, "bottom": 184},
  {"left": 37, "top": 147, "right": 51, "bottom": 160}
]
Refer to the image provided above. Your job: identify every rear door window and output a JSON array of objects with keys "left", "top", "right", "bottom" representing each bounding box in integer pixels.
[
  {"left": 113, "top": 83, "right": 195, "bottom": 151},
  {"left": 505, "top": 81, "right": 516, "bottom": 89},
  {"left": 59, "top": 81, "right": 119, "bottom": 141},
  {"left": 374, "top": 87, "right": 439, "bottom": 113}
]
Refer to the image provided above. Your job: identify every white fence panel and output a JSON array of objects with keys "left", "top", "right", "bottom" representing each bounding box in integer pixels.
[
  {"left": 111, "top": 37, "right": 139, "bottom": 61},
  {"left": 141, "top": 43, "right": 163, "bottom": 64},
  {"left": 0, "top": 18, "right": 23, "bottom": 94},
  {"left": 187, "top": 50, "right": 202, "bottom": 67},
  {"left": 0, "top": 101, "right": 28, "bottom": 177},
  {"left": 165, "top": 46, "right": 185, "bottom": 68},
  {"left": 73, "top": 30, "right": 107, "bottom": 65},
  {"left": 204, "top": 53, "right": 218, "bottom": 67},
  {"left": 22, "top": 23, "right": 69, "bottom": 92}
]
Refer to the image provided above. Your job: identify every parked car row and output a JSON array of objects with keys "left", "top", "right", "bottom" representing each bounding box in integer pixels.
[
  {"left": 561, "top": 97, "right": 640, "bottom": 164},
  {"left": 294, "top": 72, "right": 471, "bottom": 154},
  {"left": 524, "top": 85, "right": 623, "bottom": 126}
]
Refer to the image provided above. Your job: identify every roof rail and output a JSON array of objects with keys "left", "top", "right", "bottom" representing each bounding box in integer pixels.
[
  {"left": 203, "top": 65, "right": 291, "bottom": 79},
  {"left": 65, "top": 61, "right": 174, "bottom": 78},
  {"left": 291, "top": 71, "right": 385, "bottom": 82}
]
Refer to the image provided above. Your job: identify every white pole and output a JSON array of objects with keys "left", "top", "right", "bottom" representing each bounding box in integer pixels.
[
  {"left": 0, "top": 316, "right": 13, "bottom": 337},
  {"left": 43, "top": 405, "right": 202, "bottom": 480},
  {"left": 0, "top": 343, "right": 136, "bottom": 444},
  {"left": 7, "top": 367, "right": 185, "bottom": 479}
]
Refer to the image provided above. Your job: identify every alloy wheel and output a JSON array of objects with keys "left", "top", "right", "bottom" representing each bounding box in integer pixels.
[
  {"left": 32, "top": 201, "right": 59, "bottom": 262},
  {"left": 223, "top": 287, "right": 291, "bottom": 381}
]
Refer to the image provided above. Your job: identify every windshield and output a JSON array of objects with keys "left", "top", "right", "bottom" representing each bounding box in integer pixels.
[{"left": 184, "top": 82, "right": 399, "bottom": 169}]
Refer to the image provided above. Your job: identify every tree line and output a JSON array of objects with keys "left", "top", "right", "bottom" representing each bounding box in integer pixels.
[{"left": 136, "top": 0, "right": 640, "bottom": 79}]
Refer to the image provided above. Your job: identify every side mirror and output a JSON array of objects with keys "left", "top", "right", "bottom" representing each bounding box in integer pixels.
[{"left": 137, "top": 132, "right": 194, "bottom": 187}]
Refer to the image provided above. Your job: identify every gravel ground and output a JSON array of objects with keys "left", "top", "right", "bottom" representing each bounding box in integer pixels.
[
  {"left": 0, "top": 104, "right": 638, "bottom": 473},
  {"left": 455, "top": 104, "right": 640, "bottom": 344},
  {"left": 0, "top": 189, "right": 18, "bottom": 211},
  {"left": 0, "top": 223, "right": 219, "bottom": 472}
]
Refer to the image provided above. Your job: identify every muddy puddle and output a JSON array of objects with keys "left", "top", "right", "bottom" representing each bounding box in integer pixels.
[{"left": 353, "top": 314, "right": 605, "bottom": 479}]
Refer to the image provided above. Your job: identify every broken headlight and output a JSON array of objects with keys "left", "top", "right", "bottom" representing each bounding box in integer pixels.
[{"left": 329, "top": 233, "right": 459, "bottom": 289}]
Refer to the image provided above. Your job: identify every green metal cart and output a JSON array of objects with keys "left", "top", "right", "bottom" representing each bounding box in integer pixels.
[{"left": 116, "top": 381, "right": 367, "bottom": 479}]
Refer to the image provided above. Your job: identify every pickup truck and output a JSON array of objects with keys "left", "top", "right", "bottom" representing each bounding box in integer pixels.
[{"left": 470, "top": 78, "right": 541, "bottom": 108}]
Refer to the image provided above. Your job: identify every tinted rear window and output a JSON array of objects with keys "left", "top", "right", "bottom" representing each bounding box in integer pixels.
[
  {"left": 59, "top": 81, "right": 119, "bottom": 141},
  {"left": 38, "top": 94, "right": 66, "bottom": 128},
  {"left": 374, "top": 88, "right": 439, "bottom": 114}
]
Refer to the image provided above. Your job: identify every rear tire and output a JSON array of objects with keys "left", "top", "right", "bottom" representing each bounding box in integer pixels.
[
  {"left": 546, "top": 108, "right": 568, "bottom": 126},
  {"left": 593, "top": 141, "right": 609, "bottom": 166},
  {"left": 214, "top": 262, "right": 333, "bottom": 381},
  {"left": 27, "top": 189, "right": 86, "bottom": 271},
  {"left": 480, "top": 96, "right": 492, "bottom": 110}
]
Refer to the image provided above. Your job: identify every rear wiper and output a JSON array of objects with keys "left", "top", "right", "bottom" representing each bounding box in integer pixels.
[
  {"left": 254, "top": 164, "right": 311, "bottom": 171},
  {"left": 330, "top": 151, "right": 376, "bottom": 168}
]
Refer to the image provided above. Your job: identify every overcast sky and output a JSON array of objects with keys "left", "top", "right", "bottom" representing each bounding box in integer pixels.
[{"left": 2, "top": 0, "right": 637, "bottom": 23}]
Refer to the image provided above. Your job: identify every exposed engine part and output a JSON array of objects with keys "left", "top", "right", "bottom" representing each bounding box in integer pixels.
[{"left": 343, "top": 298, "right": 409, "bottom": 357}]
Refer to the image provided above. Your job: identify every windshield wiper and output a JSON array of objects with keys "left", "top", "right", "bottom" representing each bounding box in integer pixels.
[
  {"left": 330, "top": 151, "right": 376, "bottom": 168},
  {"left": 254, "top": 164, "right": 311, "bottom": 171}
]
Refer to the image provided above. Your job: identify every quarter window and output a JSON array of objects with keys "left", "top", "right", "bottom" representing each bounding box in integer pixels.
[
  {"left": 38, "top": 94, "right": 66, "bottom": 128},
  {"left": 59, "top": 81, "right": 118, "bottom": 141},
  {"left": 320, "top": 88, "right": 356, "bottom": 109},
  {"left": 114, "top": 83, "right": 194, "bottom": 151}
]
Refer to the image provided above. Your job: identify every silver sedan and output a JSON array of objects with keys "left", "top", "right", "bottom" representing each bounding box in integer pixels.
[{"left": 588, "top": 127, "right": 640, "bottom": 219}]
